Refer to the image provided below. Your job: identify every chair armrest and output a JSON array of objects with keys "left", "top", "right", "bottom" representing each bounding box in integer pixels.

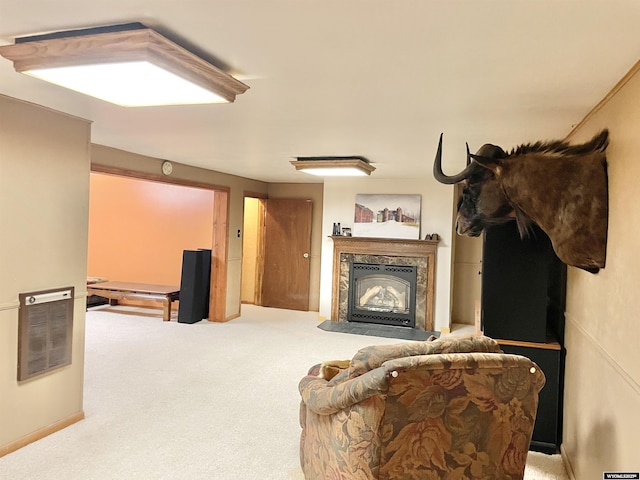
[{"left": 299, "top": 367, "right": 390, "bottom": 415}]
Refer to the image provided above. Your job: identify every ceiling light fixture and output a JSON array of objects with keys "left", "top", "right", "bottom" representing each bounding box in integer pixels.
[
  {"left": 0, "top": 23, "right": 249, "bottom": 107},
  {"left": 291, "top": 156, "right": 375, "bottom": 177}
]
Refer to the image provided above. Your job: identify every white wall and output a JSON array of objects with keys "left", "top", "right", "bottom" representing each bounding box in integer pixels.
[
  {"left": 562, "top": 62, "right": 640, "bottom": 477},
  {"left": 319, "top": 177, "right": 456, "bottom": 331}
]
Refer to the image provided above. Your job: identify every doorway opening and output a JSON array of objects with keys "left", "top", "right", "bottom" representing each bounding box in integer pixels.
[
  {"left": 241, "top": 196, "right": 265, "bottom": 305},
  {"left": 241, "top": 196, "right": 313, "bottom": 311},
  {"left": 89, "top": 165, "right": 229, "bottom": 322}
]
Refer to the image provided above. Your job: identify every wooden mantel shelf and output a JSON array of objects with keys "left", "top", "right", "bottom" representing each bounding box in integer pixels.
[
  {"left": 329, "top": 236, "right": 440, "bottom": 257},
  {"left": 330, "top": 235, "right": 439, "bottom": 331}
]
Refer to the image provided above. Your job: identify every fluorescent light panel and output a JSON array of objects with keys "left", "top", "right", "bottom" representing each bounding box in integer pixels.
[
  {"left": 0, "top": 23, "right": 249, "bottom": 107},
  {"left": 27, "top": 61, "right": 226, "bottom": 106},
  {"left": 290, "top": 157, "right": 375, "bottom": 177},
  {"left": 299, "top": 167, "right": 370, "bottom": 177}
]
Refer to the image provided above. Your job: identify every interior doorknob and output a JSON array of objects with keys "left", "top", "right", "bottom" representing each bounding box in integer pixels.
[{"left": 303, "top": 253, "right": 309, "bottom": 258}]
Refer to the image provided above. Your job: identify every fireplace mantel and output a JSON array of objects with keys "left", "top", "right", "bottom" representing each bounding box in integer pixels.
[{"left": 330, "top": 236, "right": 439, "bottom": 331}]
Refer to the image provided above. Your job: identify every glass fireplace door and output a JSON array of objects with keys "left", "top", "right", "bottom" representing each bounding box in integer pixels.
[{"left": 348, "top": 263, "right": 417, "bottom": 327}]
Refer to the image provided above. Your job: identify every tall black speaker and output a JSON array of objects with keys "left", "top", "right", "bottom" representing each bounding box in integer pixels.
[
  {"left": 481, "top": 222, "right": 562, "bottom": 343},
  {"left": 178, "top": 250, "right": 207, "bottom": 324}
]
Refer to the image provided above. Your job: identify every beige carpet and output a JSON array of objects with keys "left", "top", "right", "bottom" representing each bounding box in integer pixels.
[{"left": 0, "top": 304, "right": 569, "bottom": 479}]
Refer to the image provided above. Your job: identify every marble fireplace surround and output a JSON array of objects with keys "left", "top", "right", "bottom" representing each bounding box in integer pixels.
[{"left": 331, "top": 236, "right": 439, "bottom": 332}]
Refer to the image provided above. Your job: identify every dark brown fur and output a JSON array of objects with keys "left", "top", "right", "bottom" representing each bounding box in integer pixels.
[{"left": 434, "top": 130, "right": 609, "bottom": 273}]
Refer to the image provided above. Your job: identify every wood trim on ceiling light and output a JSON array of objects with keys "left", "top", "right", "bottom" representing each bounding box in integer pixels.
[
  {"left": 290, "top": 157, "right": 376, "bottom": 176},
  {"left": 0, "top": 24, "right": 249, "bottom": 104}
]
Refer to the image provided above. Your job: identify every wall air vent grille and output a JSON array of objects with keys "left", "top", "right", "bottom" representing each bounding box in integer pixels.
[{"left": 18, "top": 287, "right": 74, "bottom": 381}]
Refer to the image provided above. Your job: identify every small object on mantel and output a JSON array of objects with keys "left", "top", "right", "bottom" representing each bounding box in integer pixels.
[{"left": 424, "top": 233, "right": 440, "bottom": 241}]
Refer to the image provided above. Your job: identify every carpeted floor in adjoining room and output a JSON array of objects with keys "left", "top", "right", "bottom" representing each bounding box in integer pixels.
[{"left": 0, "top": 304, "right": 570, "bottom": 479}]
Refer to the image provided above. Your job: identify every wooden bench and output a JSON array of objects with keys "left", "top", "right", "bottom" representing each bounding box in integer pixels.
[{"left": 87, "top": 281, "right": 180, "bottom": 321}]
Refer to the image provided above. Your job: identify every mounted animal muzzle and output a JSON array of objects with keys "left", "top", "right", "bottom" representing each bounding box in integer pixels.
[{"left": 432, "top": 134, "right": 510, "bottom": 236}]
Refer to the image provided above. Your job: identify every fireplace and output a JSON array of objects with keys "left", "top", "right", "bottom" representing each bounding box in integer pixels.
[
  {"left": 348, "top": 263, "right": 417, "bottom": 327},
  {"left": 331, "top": 236, "right": 439, "bottom": 331}
]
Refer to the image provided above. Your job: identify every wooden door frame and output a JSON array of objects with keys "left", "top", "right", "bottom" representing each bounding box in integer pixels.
[
  {"left": 90, "top": 164, "right": 230, "bottom": 322},
  {"left": 209, "top": 190, "right": 229, "bottom": 322}
]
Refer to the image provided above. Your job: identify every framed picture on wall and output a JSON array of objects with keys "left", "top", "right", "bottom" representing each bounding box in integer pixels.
[{"left": 353, "top": 194, "right": 421, "bottom": 239}]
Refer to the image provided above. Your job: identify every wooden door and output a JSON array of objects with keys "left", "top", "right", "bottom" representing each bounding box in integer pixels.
[{"left": 261, "top": 198, "right": 312, "bottom": 311}]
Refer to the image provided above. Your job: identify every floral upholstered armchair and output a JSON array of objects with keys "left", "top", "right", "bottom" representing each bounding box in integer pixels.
[{"left": 298, "top": 335, "right": 545, "bottom": 480}]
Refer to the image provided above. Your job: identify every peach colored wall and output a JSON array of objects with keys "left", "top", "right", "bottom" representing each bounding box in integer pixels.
[
  {"left": 87, "top": 173, "right": 214, "bottom": 286},
  {"left": 91, "top": 144, "right": 269, "bottom": 320}
]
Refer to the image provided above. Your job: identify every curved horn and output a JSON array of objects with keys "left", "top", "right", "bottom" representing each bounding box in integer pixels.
[{"left": 432, "top": 133, "right": 478, "bottom": 184}]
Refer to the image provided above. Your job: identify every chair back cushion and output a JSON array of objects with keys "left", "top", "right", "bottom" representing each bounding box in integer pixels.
[
  {"left": 348, "top": 334, "right": 501, "bottom": 378},
  {"left": 378, "top": 352, "right": 545, "bottom": 479}
]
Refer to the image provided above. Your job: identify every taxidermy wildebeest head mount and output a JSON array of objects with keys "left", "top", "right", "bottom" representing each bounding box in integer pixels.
[{"left": 433, "top": 129, "right": 609, "bottom": 273}]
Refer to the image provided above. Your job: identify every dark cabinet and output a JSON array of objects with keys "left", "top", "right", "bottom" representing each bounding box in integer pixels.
[
  {"left": 499, "top": 342, "right": 564, "bottom": 453},
  {"left": 481, "top": 222, "right": 566, "bottom": 453}
]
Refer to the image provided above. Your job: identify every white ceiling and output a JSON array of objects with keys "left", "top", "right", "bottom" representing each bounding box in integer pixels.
[{"left": 1, "top": 0, "right": 639, "bottom": 183}]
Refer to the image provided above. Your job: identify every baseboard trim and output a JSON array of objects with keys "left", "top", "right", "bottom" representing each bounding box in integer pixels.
[
  {"left": 0, "top": 411, "right": 85, "bottom": 458},
  {"left": 224, "top": 312, "right": 241, "bottom": 322}
]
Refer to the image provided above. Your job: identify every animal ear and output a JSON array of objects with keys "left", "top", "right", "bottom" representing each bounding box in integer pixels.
[{"left": 469, "top": 154, "right": 503, "bottom": 175}]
